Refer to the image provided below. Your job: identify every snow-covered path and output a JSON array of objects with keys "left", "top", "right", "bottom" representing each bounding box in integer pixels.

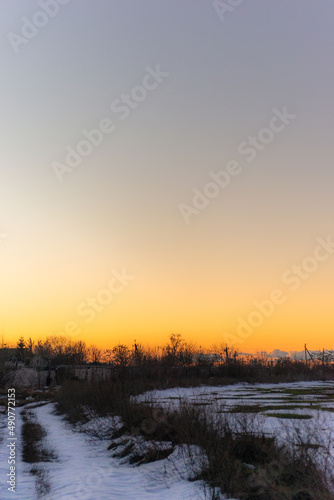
[
  {"left": 0, "top": 402, "right": 208, "bottom": 500},
  {"left": 0, "top": 399, "right": 36, "bottom": 498}
]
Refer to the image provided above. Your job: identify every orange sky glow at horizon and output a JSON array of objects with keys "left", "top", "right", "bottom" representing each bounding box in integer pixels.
[{"left": 1, "top": 2, "right": 334, "bottom": 355}]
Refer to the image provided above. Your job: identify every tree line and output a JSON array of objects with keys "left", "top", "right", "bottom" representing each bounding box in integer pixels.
[{"left": 11, "top": 333, "right": 226, "bottom": 367}]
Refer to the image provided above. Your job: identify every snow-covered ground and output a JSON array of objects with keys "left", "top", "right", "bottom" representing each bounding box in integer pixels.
[
  {"left": 0, "top": 401, "right": 213, "bottom": 500},
  {"left": 136, "top": 380, "right": 334, "bottom": 408},
  {"left": 136, "top": 380, "right": 334, "bottom": 471},
  {"left": 1, "top": 380, "right": 333, "bottom": 499}
]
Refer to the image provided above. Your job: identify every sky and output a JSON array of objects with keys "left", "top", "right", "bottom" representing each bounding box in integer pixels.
[{"left": 0, "top": 0, "right": 333, "bottom": 352}]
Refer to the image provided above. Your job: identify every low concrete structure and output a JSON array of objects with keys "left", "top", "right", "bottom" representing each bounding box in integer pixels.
[
  {"left": 5, "top": 366, "right": 56, "bottom": 388},
  {"left": 56, "top": 365, "right": 114, "bottom": 383}
]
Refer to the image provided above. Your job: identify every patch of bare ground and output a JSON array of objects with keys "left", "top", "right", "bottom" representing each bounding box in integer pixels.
[{"left": 21, "top": 407, "right": 58, "bottom": 498}]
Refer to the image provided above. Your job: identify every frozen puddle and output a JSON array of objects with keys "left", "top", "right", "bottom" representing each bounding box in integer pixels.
[
  {"left": 0, "top": 402, "right": 215, "bottom": 500},
  {"left": 137, "top": 380, "right": 334, "bottom": 413}
]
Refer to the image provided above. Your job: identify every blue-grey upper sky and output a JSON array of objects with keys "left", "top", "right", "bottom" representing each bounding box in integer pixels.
[{"left": 0, "top": 0, "right": 333, "bottom": 350}]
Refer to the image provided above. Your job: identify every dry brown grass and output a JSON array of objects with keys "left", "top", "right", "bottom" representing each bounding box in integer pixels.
[
  {"left": 21, "top": 409, "right": 57, "bottom": 464},
  {"left": 54, "top": 379, "right": 334, "bottom": 500}
]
